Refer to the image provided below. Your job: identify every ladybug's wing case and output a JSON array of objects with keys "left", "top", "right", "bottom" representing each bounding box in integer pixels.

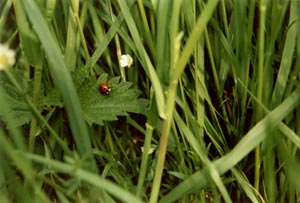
[{"left": 99, "top": 82, "right": 111, "bottom": 95}]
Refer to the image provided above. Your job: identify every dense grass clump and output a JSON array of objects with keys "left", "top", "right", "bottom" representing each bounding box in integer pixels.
[{"left": 1, "top": 1, "right": 300, "bottom": 202}]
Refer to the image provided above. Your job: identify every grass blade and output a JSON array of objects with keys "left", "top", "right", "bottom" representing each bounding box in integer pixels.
[
  {"left": 22, "top": 0, "right": 97, "bottom": 172},
  {"left": 24, "top": 153, "right": 145, "bottom": 203},
  {"left": 160, "top": 86, "right": 300, "bottom": 203}
]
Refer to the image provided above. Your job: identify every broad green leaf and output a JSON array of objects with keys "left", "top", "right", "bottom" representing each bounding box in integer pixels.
[
  {"left": 77, "top": 74, "right": 148, "bottom": 125},
  {"left": 0, "top": 71, "right": 33, "bottom": 128},
  {"left": 0, "top": 85, "right": 31, "bottom": 128},
  {"left": 0, "top": 70, "right": 62, "bottom": 128}
]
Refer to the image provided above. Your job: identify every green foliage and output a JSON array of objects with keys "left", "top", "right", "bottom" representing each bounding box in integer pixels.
[
  {"left": 0, "top": 72, "right": 32, "bottom": 128},
  {"left": 76, "top": 73, "right": 148, "bottom": 125},
  {"left": 0, "top": 69, "right": 61, "bottom": 128},
  {"left": 1, "top": 0, "right": 300, "bottom": 203}
]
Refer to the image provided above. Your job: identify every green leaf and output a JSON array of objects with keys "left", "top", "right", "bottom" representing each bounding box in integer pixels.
[
  {"left": 0, "top": 71, "right": 32, "bottom": 128},
  {"left": 22, "top": 0, "right": 97, "bottom": 172},
  {"left": 40, "top": 87, "right": 63, "bottom": 108},
  {"left": 0, "top": 86, "right": 32, "bottom": 128},
  {"left": 77, "top": 74, "right": 148, "bottom": 125},
  {"left": 0, "top": 70, "right": 63, "bottom": 128}
]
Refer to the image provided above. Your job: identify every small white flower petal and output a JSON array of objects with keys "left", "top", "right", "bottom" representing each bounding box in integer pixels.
[
  {"left": 141, "top": 145, "right": 156, "bottom": 155},
  {"left": 0, "top": 44, "right": 16, "bottom": 70},
  {"left": 120, "top": 54, "right": 133, "bottom": 68}
]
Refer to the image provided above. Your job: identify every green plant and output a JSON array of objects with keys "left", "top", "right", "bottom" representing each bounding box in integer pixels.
[{"left": 1, "top": 0, "right": 300, "bottom": 203}]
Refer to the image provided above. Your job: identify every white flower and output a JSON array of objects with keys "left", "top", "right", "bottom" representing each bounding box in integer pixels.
[
  {"left": 119, "top": 54, "right": 133, "bottom": 68},
  {"left": 141, "top": 145, "right": 156, "bottom": 155},
  {"left": 0, "top": 44, "right": 16, "bottom": 70}
]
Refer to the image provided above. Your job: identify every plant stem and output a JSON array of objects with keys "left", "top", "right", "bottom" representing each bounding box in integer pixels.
[
  {"left": 108, "top": 0, "right": 126, "bottom": 81},
  {"left": 29, "top": 64, "right": 42, "bottom": 153},
  {"left": 149, "top": 1, "right": 219, "bottom": 202},
  {"left": 255, "top": 0, "right": 266, "bottom": 191},
  {"left": 136, "top": 123, "right": 154, "bottom": 197},
  {"left": 149, "top": 80, "right": 178, "bottom": 203}
]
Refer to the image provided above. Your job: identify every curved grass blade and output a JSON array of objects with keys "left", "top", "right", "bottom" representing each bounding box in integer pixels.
[
  {"left": 24, "top": 153, "right": 145, "bottom": 203},
  {"left": 160, "top": 86, "right": 300, "bottom": 203},
  {"left": 117, "top": 0, "right": 166, "bottom": 119},
  {"left": 22, "top": 0, "right": 97, "bottom": 172}
]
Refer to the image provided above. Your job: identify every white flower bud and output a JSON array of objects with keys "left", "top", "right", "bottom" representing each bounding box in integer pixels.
[
  {"left": 0, "top": 44, "right": 16, "bottom": 70},
  {"left": 119, "top": 54, "right": 133, "bottom": 68}
]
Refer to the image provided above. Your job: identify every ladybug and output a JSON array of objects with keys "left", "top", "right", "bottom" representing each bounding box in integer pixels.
[{"left": 99, "top": 82, "right": 111, "bottom": 95}]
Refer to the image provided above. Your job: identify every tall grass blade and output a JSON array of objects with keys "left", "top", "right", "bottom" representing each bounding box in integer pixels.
[
  {"left": 160, "top": 86, "right": 300, "bottom": 203},
  {"left": 22, "top": 0, "right": 97, "bottom": 172}
]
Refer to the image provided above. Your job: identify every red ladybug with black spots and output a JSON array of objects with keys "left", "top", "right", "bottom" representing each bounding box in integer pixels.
[{"left": 99, "top": 82, "right": 111, "bottom": 95}]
